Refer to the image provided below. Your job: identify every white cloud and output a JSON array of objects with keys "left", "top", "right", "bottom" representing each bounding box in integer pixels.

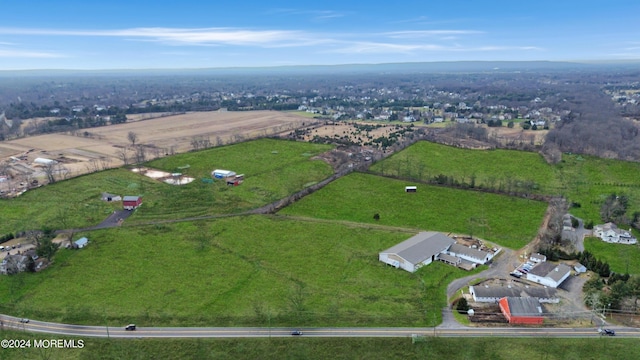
[
  {"left": 383, "top": 30, "right": 483, "bottom": 38},
  {"left": 0, "top": 49, "right": 64, "bottom": 58}
]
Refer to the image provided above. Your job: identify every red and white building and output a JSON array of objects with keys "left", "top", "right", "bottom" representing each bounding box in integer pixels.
[{"left": 123, "top": 196, "right": 142, "bottom": 210}]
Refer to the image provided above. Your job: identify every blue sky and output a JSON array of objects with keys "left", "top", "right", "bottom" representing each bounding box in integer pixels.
[{"left": 0, "top": 0, "right": 638, "bottom": 70}]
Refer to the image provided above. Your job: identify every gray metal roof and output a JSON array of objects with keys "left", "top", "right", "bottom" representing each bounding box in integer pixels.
[
  {"left": 438, "top": 253, "right": 460, "bottom": 264},
  {"left": 380, "top": 232, "right": 455, "bottom": 266},
  {"left": 529, "top": 262, "right": 571, "bottom": 282},
  {"left": 472, "top": 285, "right": 557, "bottom": 300},
  {"left": 547, "top": 263, "right": 572, "bottom": 283},
  {"left": 448, "top": 243, "right": 490, "bottom": 260},
  {"left": 528, "top": 262, "right": 556, "bottom": 277},
  {"left": 506, "top": 297, "right": 543, "bottom": 317}
]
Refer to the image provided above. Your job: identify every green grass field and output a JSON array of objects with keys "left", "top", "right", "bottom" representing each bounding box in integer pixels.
[
  {"left": 0, "top": 139, "right": 334, "bottom": 234},
  {"left": 2, "top": 332, "right": 637, "bottom": 360},
  {"left": 369, "top": 141, "right": 640, "bottom": 227},
  {"left": 584, "top": 237, "right": 640, "bottom": 274},
  {"left": 279, "top": 172, "right": 548, "bottom": 249},
  {"left": 0, "top": 215, "right": 478, "bottom": 327}
]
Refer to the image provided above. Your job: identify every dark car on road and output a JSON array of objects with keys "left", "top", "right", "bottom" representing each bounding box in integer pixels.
[
  {"left": 600, "top": 329, "right": 615, "bottom": 336},
  {"left": 125, "top": 324, "right": 136, "bottom": 331},
  {"left": 291, "top": 330, "right": 302, "bottom": 336}
]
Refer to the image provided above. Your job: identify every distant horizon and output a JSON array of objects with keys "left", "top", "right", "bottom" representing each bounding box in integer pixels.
[
  {"left": 1, "top": 59, "right": 640, "bottom": 74},
  {"left": 1, "top": 1, "right": 639, "bottom": 70}
]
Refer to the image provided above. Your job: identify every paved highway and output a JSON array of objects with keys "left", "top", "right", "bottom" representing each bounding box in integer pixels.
[{"left": 2, "top": 315, "right": 639, "bottom": 339}]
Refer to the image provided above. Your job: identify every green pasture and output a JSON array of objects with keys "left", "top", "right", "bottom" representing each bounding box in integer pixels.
[
  {"left": 2, "top": 332, "right": 637, "bottom": 360},
  {"left": 0, "top": 139, "right": 334, "bottom": 234},
  {"left": 369, "top": 141, "right": 640, "bottom": 226},
  {"left": 584, "top": 237, "right": 640, "bottom": 275},
  {"left": 279, "top": 172, "right": 547, "bottom": 249},
  {"left": 370, "top": 141, "right": 559, "bottom": 193},
  {"left": 0, "top": 215, "right": 478, "bottom": 327}
]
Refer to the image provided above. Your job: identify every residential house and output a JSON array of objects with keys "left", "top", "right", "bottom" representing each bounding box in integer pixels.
[{"left": 593, "top": 222, "right": 637, "bottom": 244}]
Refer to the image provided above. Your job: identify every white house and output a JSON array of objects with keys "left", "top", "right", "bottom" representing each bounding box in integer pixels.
[
  {"left": 593, "top": 223, "right": 637, "bottom": 244},
  {"left": 526, "top": 262, "right": 572, "bottom": 288},
  {"left": 529, "top": 253, "right": 547, "bottom": 263},
  {"left": 379, "top": 232, "right": 455, "bottom": 273}
]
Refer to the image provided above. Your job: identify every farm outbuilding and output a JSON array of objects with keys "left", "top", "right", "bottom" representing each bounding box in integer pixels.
[
  {"left": 526, "top": 262, "right": 572, "bottom": 288},
  {"left": 499, "top": 297, "right": 544, "bottom": 325},
  {"left": 405, "top": 186, "right": 417, "bottom": 192},
  {"left": 74, "top": 237, "right": 89, "bottom": 249},
  {"left": 379, "top": 232, "right": 455, "bottom": 273},
  {"left": 123, "top": 196, "right": 142, "bottom": 210}
]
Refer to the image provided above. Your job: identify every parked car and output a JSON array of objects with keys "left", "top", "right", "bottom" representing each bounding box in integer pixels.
[
  {"left": 125, "top": 324, "right": 136, "bottom": 331},
  {"left": 19, "top": 318, "right": 29, "bottom": 323},
  {"left": 291, "top": 330, "right": 302, "bottom": 336}
]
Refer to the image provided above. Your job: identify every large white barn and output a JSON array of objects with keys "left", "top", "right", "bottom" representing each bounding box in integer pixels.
[{"left": 379, "top": 232, "right": 455, "bottom": 273}]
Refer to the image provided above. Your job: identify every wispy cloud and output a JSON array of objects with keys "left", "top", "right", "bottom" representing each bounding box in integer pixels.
[
  {"left": 327, "top": 41, "right": 542, "bottom": 54},
  {"left": 0, "top": 26, "right": 541, "bottom": 57},
  {"left": 383, "top": 30, "right": 484, "bottom": 39},
  {"left": 268, "top": 8, "right": 346, "bottom": 21},
  {"left": 0, "top": 49, "right": 64, "bottom": 58},
  {"left": 0, "top": 27, "right": 306, "bottom": 46}
]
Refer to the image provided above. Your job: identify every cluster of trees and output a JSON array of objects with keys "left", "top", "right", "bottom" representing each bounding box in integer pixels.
[
  {"left": 584, "top": 271, "right": 640, "bottom": 312},
  {"left": 599, "top": 193, "right": 640, "bottom": 231},
  {"left": 0, "top": 232, "right": 15, "bottom": 243}
]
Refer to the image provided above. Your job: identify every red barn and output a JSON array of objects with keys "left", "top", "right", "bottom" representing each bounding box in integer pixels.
[
  {"left": 123, "top": 196, "right": 142, "bottom": 210},
  {"left": 499, "top": 297, "right": 544, "bottom": 325}
]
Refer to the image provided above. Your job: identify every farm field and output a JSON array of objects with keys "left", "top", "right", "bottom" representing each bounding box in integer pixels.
[
  {"left": 584, "top": 237, "right": 640, "bottom": 275},
  {"left": 0, "top": 110, "right": 314, "bottom": 181},
  {"left": 369, "top": 141, "right": 640, "bottom": 225},
  {"left": 0, "top": 215, "right": 478, "bottom": 327},
  {"left": 278, "top": 172, "right": 548, "bottom": 249},
  {"left": 3, "top": 332, "right": 637, "bottom": 360},
  {"left": 0, "top": 139, "right": 334, "bottom": 234}
]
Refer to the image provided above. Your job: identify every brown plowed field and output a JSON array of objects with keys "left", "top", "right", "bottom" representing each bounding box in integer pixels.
[{"left": 0, "top": 110, "right": 312, "bottom": 179}]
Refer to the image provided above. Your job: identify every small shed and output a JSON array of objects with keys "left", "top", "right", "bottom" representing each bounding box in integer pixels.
[
  {"left": 405, "top": 186, "right": 417, "bottom": 193},
  {"left": 101, "top": 192, "right": 122, "bottom": 202},
  {"left": 574, "top": 263, "right": 587, "bottom": 274},
  {"left": 74, "top": 237, "right": 89, "bottom": 249},
  {"left": 123, "top": 196, "right": 142, "bottom": 210}
]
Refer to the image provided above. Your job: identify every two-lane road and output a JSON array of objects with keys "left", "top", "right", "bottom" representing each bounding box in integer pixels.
[{"left": 2, "top": 315, "right": 639, "bottom": 339}]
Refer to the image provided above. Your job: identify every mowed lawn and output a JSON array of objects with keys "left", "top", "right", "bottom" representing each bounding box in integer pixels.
[
  {"left": 279, "top": 172, "right": 548, "bottom": 249},
  {"left": 584, "top": 237, "right": 640, "bottom": 275},
  {"left": 0, "top": 139, "right": 334, "bottom": 234},
  {"left": 0, "top": 216, "right": 477, "bottom": 327}
]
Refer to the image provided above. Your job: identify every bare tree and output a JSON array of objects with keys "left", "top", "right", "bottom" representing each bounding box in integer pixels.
[
  {"left": 127, "top": 131, "right": 138, "bottom": 147},
  {"left": 99, "top": 157, "right": 112, "bottom": 170},
  {"left": 43, "top": 162, "right": 56, "bottom": 184},
  {"left": 116, "top": 147, "right": 130, "bottom": 165},
  {"left": 134, "top": 146, "right": 147, "bottom": 164}
]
